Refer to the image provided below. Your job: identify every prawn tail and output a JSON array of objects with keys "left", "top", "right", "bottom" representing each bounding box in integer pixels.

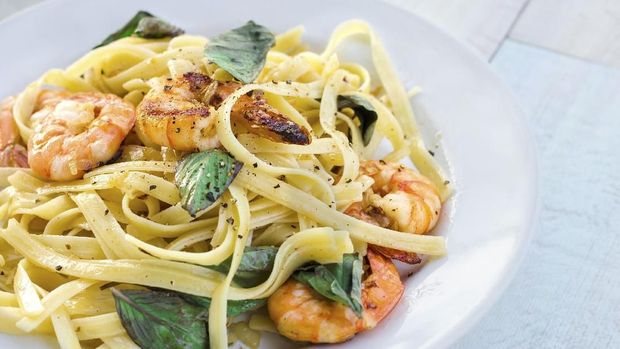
[
  {"left": 233, "top": 102, "right": 311, "bottom": 145},
  {"left": 361, "top": 249, "right": 404, "bottom": 330},
  {"left": 0, "top": 144, "right": 28, "bottom": 168},
  {"left": 370, "top": 245, "right": 421, "bottom": 265}
]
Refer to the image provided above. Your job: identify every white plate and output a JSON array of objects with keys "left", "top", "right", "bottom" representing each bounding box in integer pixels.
[{"left": 0, "top": 0, "right": 538, "bottom": 348}]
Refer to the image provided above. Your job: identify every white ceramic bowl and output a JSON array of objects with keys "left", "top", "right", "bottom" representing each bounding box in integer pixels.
[{"left": 0, "top": 0, "right": 537, "bottom": 348}]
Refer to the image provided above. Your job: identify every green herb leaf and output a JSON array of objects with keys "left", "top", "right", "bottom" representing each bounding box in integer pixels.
[
  {"left": 95, "top": 11, "right": 184, "bottom": 48},
  {"left": 293, "top": 253, "right": 363, "bottom": 316},
  {"left": 180, "top": 294, "right": 266, "bottom": 318},
  {"left": 207, "top": 246, "right": 278, "bottom": 287},
  {"left": 112, "top": 289, "right": 208, "bottom": 349},
  {"left": 175, "top": 149, "right": 242, "bottom": 216},
  {"left": 134, "top": 17, "right": 184, "bottom": 39},
  {"left": 337, "top": 95, "right": 379, "bottom": 146},
  {"left": 205, "top": 21, "right": 275, "bottom": 83}
]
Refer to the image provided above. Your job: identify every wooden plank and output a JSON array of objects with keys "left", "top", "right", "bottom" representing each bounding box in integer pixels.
[
  {"left": 386, "top": 0, "right": 529, "bottom": 59},
  {"left": 456, "top": 39, "right": 620, "bottom": 348},
  {"left": 511, "top": 0, "right": 620, "bottom": 68}
]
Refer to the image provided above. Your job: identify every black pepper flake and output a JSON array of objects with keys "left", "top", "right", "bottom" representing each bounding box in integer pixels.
[
  {"left": 285, "top": 79, "right": 292, "bottom": 84},
  {"left": 278, "top": 175, "right": 286, "bottom": 181},
  {"left": 100, "top": 69, "right": 105, "bottom": 75},
  {"left": 170, "top": 280, "right": 174, "bottom": 285},
  {"left": 175, "top": 128, "right": 181, "bottom": 133},
  {"left": 252, "top": 163, "right": 258, "bottom": 168},
  {"left": 428, "top": 150, "right": 435, "bottom": 156},
  {"left": 237, "top": 234, "right": 243, "bottom": 239},
  {"left": 345, "top": 179, "right": 352, "bottom": 183},
  {"left": 314, "top": 165, "right": 320, "bottom": 171},
  {"left": 0, "top": 271, "right": 4, "bottom": 276},
  {"left": 65, "top": 244, "right": 71, "bottom": 250},
  {"left": 221, "top": 203, "right": 228, "bottom": 208},
  {"left": 273, "top": 184, "right": 280, "bottom": 189},
  {"left": 55, "top": 265, "right": 63, "bottom": 271},
  {"left": 444, "top": 180, "right": 451, "bottom": 185},
  {"left": 226, "top": 217, "right": 235, "bottom": 225},
  {"left": 407, "top": 271, "right": 415, "bottom": 278},
  {"left": 104, "top": 209, "right": 109, "bottom": 215},
  {"left": 206, "top": 192, "right": 215, "bottom": 202},
  {"left": 290, "top": 224, "right": 297, "bottom": 229},
  {"left": 379, "top": 160, "right": 386, "bottom": 165},
  {"left": 149, "top": 185, "right": 157, "bottom": 190},
  {"left": 164, "top": 85, "right": 172, "bottom": 91}
]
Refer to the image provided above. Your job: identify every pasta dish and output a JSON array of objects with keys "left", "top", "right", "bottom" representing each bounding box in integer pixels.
[{"left": 0, "top": 11, "right": 452, "bottom": 349}]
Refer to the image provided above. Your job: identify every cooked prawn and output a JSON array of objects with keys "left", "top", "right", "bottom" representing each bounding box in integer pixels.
[
  {"left": 28, "top": 91, "right": 136, "bottom": 181},
  {"left": 0, "top": 96, "right": 28, "bottom": 168},
  {"left": 345, "top": 160, "right": 442, "bottom": 264},
  {"left": 268, "top": 249, "right": 404, "bottom": 343},
  {"left": 136, "top": 72, "right": 310, "bottom": 151}
]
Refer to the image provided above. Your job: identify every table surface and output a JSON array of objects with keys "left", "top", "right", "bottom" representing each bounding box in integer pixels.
[{"left": 1, "top": 0, "right": 618, "bottom": 348}]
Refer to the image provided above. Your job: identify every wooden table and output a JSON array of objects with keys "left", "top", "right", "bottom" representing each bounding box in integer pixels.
[{"left": 1, "top": 1, "right": 618, "bottom": 348}]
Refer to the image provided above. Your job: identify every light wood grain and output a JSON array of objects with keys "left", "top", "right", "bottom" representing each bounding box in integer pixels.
[
  {"left": 511, "top": 0, "right": 620, "bottom": 68},
  {"left": 456, "top": 39, "right": 620, "bottom": 348},
  {"left": 386, "top": 0, "right": 529, "bottom": 59}
]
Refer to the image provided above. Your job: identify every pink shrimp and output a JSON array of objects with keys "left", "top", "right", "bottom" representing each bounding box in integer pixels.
[
  {"left": 0, "top": 96, "right": 28, "bottom": 168},
  {"left": 28, "top": 91, "right": 135, "bottom": 181},
  {"left": 345, "top": 160, "right": 442, "bottom": 264},
  {"left": 268, "top": 249, "right": 404, "bottom": 343}
]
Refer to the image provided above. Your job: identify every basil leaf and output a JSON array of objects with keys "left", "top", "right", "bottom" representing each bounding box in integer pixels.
[
  {"left": 113, "top": 289, "right": 267, "bottom": 348},
  {"left": 207, "top": 246, "right": 278, "bottom": 287},
  {"left": 134, "top": 17, "right": 184, "bottom": 39},
  {"left": 205, "top": 21, "right": 275, "bottom": 83},
  {"left": 175, "top": 149, "right": 242, "bottom": 216},
  {"left": 95, "top": 11, "right": 184, "bottom": 48},
  {"left": 293, "top": 253, "right": 363, "bottom": 316},
  {"left": 226, "top": 298, "right": 267, "bottom": 318},
  {"left": 337, "top": 95, "right": 378, "bottom": 146},
  {"left": 180, "top": 294, "right": 266, "bottom": 318},
  {"left": 112, "top": 289, "right": 207, "bottom": 349}
]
